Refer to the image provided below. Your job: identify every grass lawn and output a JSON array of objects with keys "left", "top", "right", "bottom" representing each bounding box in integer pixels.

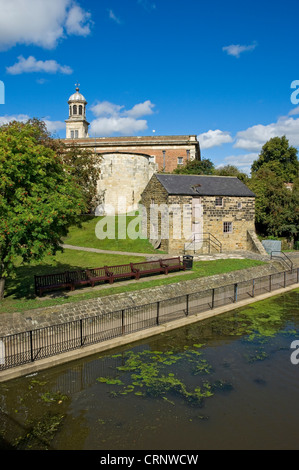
[
  {"left": 0, "top": 250, "right": 266, "bottom": 315},
  {"left": 63, "top": 215, "right": 166, "bottom": 254}
]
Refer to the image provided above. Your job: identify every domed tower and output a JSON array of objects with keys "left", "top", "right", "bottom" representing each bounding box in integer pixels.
[{"left": 65, "top": 84, "right": 89, "bottom": 139}]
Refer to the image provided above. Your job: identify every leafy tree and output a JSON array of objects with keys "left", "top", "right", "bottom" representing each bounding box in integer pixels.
[
  {"left": 251, "top": 136, "right": 299, "bottom": 182},
  {"left": 248, "top": 167, "right": 299, "bottom": 243},
  {"left": 173, "top": 158, "right": 215, "bottom": 175},
  {"left": 62, "top": 144, "right": 101, "bottom": 211},
  {"left": 213, "top": 164, "right": 249, "bottom": 183},
  {"left": 0, "top": 120, "right": 86, "bottom": 299}
]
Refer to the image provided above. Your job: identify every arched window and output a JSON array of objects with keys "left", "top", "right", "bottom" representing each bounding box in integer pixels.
[
  {"left": 79, "top": 105, "right": 83, "bottom": 115},
  {"left": 69, "top": 106, "right": 72, "bottom": 116},
  {"left": 73, "top": 105, "right": 77, "bottom": 115}
]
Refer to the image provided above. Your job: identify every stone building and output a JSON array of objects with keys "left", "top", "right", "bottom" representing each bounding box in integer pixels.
[
  {"left": 63, "top": 86, "right": 201, "bottom": 213},
  {"left": 141, "top": 174, "right": 264, "bottom": 255}
]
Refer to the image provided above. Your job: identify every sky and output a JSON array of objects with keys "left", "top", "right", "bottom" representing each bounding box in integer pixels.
[{"left": 0, "top": 0, "right": 299, "bottom": 174}]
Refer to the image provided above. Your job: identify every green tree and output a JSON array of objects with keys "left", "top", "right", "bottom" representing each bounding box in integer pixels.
[
  {"left": 173, "top": 158, "right": 215, "bottom": 175},
  {"left": 251, "top": 136, "right": 299, "bottom": 182},
  {"left": 248, "top": 167, "right": 299, "bottom": 243},
  {"left": 213, "top": 164, "right": 249, "bottom": 183},
  {"left": 62, "top": 144, "right": 101, "bottom": 211},
  {"left": 0, "top": 120, "right": 86, "bottom": 299}
]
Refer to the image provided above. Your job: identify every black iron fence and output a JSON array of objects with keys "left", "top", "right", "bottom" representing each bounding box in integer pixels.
[{"left": 0, "top": 267, "right": 298, "bottom": 372}]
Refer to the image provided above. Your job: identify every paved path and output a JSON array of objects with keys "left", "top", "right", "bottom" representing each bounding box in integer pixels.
[
  {"left": 62, "top": 244, "right": 270, "bottom": 262},
  {"left": 62, "top": 244, "right": 168, "bottom": 259}
]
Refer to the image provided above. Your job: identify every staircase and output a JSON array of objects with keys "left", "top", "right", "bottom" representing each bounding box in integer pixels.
[
  {"left": 271, "top": 251, "right": 294, "bottom": 271},
  {"left": 184, "top": 233, "right": 222, "bottom": 255}
]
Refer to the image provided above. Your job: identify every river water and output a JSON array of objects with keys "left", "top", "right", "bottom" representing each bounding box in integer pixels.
[{"left": 1, "top": 288, "right": 299, "bottom": 450}]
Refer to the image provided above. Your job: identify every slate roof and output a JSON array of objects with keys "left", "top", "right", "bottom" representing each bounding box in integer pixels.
[{"left": 155, "top": 174, "right": 255, "bottom": 197}]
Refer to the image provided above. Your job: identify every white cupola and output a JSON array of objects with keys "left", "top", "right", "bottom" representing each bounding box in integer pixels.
[{"left": 65, "top": 84, "right": 89, "bottom": 139}]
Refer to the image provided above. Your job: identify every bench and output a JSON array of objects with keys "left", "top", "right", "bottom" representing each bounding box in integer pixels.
[
  {"left": 131, "top": 259, "right": 168, "bottom": 278},
  {"left": 86, "top": 266, "right": 114, "bottom": 286},
  {"left": 104, "top": 263, "right": 140, "bottom": 282},
  {"left": 34, "top": 272, "right": 74, "bottom": 297},
  {"left": 159, "top": 257, "right": 186, "bottom": 274},
  {"left": 34, "top": 257, "right": 187, "bottom": 296}
]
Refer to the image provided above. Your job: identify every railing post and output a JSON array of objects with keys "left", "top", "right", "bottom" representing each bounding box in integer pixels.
[
  {"left": 122, "top": 310, "right": 125, "bottom": 334},
  {"left": 211, "top": 288, "right": 215, "bottom": 309},
  {"left": 30, "top": 330, "right": 34, "bottom": 362},
  {"left": 269, "top": 274, "right": 272, "bottom": 292},
  {"left": 234, "top": 283, "right": 238, "bottom": 303},
  {"left": 284, "top": 271, "right": 286, "bottom": 288},
  {"left": 157, "top": 302, "right": 160, "bottom": 325},
  {"left": 186, "top": 294, "right": 189, "bottom": 316},
  {"left": 80, "top": 319, "right": 83, "bottom": 346},
  {"left": 252, "top": 279, "right": 255, "bottom": 298}
]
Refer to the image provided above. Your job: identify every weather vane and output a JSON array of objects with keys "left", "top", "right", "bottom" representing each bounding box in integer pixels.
[{"left": 75, "top": 81, "right": 80, "bottom": 91}]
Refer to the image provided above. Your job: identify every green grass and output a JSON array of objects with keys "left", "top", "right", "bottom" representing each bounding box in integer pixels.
[
  {"left": 0, "top": 252, "right": 265, "bottom": 315},
  {"left": 63, "top": 215, "right": 166, "bottom": 254}
]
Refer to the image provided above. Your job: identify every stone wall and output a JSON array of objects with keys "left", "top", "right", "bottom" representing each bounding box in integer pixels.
[
  {"left": 96, "top": 153, "right": 157, "bottom": 214},
  {"left": 140, "top": 174, "right": 169, "bottom": 251},
  {"left": 201, "top": 196, "right": 256, "bottom": 252},
  {"left": 141, "top": 178, "right": 257, "bottom": 254}
]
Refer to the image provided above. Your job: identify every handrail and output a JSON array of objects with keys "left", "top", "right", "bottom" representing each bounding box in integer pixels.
[
  {"left": 184, "top": 232, "right": 222, "bottom": 254},
  {"left": 271, "top": 251, "right": 293, "bottom": 271}
]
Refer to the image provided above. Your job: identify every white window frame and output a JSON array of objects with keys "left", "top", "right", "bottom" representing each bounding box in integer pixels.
[
  {"left": 177, "top": 157, "right": 183, "bottom": 165},
  {"left": 215, "top": 197, "right": 223, "bottom": 207}
]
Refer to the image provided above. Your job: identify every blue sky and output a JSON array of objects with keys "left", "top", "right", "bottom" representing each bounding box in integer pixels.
[{"left": 1, "top": 0, "right": 299, "bottom": 173}]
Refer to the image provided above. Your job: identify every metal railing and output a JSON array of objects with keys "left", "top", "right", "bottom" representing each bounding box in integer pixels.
[
  {"left": 0, "top": 267, "right": 298, "bottom": 372},
  {"left": 184, "top": 232, "right": 222, "bottom": 254},
  {"left": 271, "top": 251, "right": 294, "bottom": 271}
]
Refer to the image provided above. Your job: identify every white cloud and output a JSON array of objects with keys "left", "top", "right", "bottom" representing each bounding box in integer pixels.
[
  {"left": 222, "top": 42, "right": 257, "bottom": 58},
  {"left": 43, "top": 119, "right": 66, "bottom": 133},
  {"left": 89, "top": 99, "right": 155, "bottom": 136},
  {"left": 197, "top": 129, "right": 233, "bottom": 149},
  {"left": 0, "top": 0, "right": 92, "bottom": 51},
  {"left": 107, "top": 9, "right": 121, "bottom": 24},
  {"left": 0, "top": 114, "right": 65, "bottom": 134},
  {"left": 91, "top": 101, "right": 124, "bottom": 117},
  {"left": 234, "top": 116, "right": 299, "bottom": 151},
  {"left": 126, "top": 100, "right": 155, "bottom": 118},
  {"left": 6, "top": 55, "right": 73, "bottom": 75},
  {"left": 90, "top": 117, "right": 148, "bottom": 136},
  {"left": 221, "top": 153, "right": 259, "bottom": 175},
  {"left": 289, "top": 106, "right": 299, "bottom": 116},
  {"left": 65, "top": 3, "right": 92, "bottom": 36},
  {"left": 0, "top": 114, "right": 30, "bottom": 126}
]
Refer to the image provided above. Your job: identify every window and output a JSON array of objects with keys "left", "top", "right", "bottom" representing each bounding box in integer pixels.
[
  {"left": 69, "top": 106, "right": 72, "bottom": 116},
  {"left": 73, "top": 105, "right": 77, "bottom": 115},
  {"left": 70, "top": 130, "right": 74, "bottom": 139},
  {"left": 186, "top": 150, "right": 190, "bottom": 161},
  {"left": 74, "top": 130, "right": 79, "bottom": 139},
  {"left": 150, "top": 198, "right": 155, "bottom": 206},
  {"left": 237, "top": 202, "right": 242, "bottom": 210},
  {"left": 79, "top": 105, "right": 83, "bottom": 115},
  {"left": 223, "top": 222, "right": 233, "bottom": 233},
  {"left": 178, "top": 157, "right": 183, "bottom": 165},
  {"left": 149, "top": 155, "right": 156, "bottom": 163},
  {"left": 215, "top": 197, "right": 223, "bottom": 207}
]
